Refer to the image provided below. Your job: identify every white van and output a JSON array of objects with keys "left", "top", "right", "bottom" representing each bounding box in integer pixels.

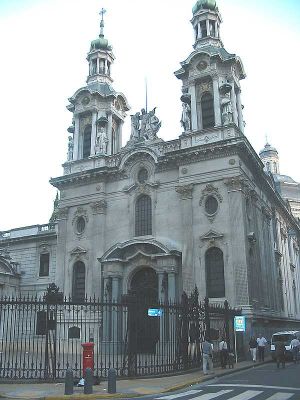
[{"left": 270, "top": 331, "right": 300, "bottom": 359}]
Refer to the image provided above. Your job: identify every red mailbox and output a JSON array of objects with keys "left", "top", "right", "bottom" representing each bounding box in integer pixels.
[{"left": 81, "top": 342, "right": 94, "bottom": 376}]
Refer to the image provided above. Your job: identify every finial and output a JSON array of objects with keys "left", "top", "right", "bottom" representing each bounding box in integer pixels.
[{"left": 99, "top": 7, "right": 106, "bottom": 37}]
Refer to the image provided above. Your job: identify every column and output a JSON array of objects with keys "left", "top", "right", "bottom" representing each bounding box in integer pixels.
[
  {"left": 112, "top": 276, "right": 121, "bottom": 347},
  {"left": 206, "top": 20, "right": 210, "bottom": 37},
  {"left": 168, "top": 272, "right": 176, "bottom": 302},
  {"left": 158, "top": 272, "right": 164, "bottom": 303},
  {"left": 236, "top": 90, "right": 244, "bottom": 133},
  {"left": 213, "top": 77, "right": 221, "bottom": 126},
  {"left": 189, "top": 84, "right": 198, "bottom": 131},
  {"left": 56, "top": 208, "right": 69, "bottom": 295},
  {"left": 90, "top": 111, "right": 97, "bottom": 156},
  {"left": 96, "top": 58, "right": 100, "bottom": 74},
  {"left": 112, "top": 276, "right": 120, "bottom": 302},
  {"left": 230, "top": 82, "right": 238, "bottom": 125},
  {"left": 103, "top": 277, "right": 111, "bottom": 341},
  {"left": 107, "top": 113, "right": 113, "bottom": 155},
  {"left": 73, "top": 115, "right": 80, "bottom": 160},
  {"left": 198, "top": 23, "right": 201, "bottom": 39},
  {"left": 175, "top": 184, "right": 194, "bottom": 293}
]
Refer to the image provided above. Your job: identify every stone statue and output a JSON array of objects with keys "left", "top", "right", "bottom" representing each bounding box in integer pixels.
[
  {"left": 221, "top": 95, "right": 233, "bottom": 125},
  {"left": 180, "top": 102, "right": 191, "bottom": 131},
  {"left": 67, "top": 136, "right": 74, "bottom": 161},
  {"left": 130, "top": 112, "right": 140, "bottom": 140},
  {"left": 95, "top": 126, "right": 108, "bottom": 154},
  {"left": 130, "top": 107, "right": 162, "bottom": 142},
  {"left": 145, "top": 107, "right": 161, "bottom": 140}
]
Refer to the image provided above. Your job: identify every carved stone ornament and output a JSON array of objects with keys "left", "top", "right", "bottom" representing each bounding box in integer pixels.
[
  {"left": 56, "top": 207, "right": 69, "bottom": 220},
  {"left": 90, "top": 200, "right": 107, "bottom": 215},
  {"left": 199, "top": 184, "right": 223, "bottom": 206},
  {"left": 200, "top": 81, "right": 212, "bottom": 93},
  {"left": 69, "top": 246, "right": 88, "bottom": 261},
  {"left": 224, "top": 176, "right": 246, "bottom": 192},
  {"left": 175, "top": 184, "right": 194, "bottom": 200},
  {"left": 72, "top": 207, "right": 89, "bottom": 225},
  {"left": 39, "top": 242, "right": 49, "bottom": 252}
]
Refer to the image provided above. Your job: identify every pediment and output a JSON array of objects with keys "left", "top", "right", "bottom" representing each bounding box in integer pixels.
[{"left": 200, "top": 230, "right": 224, "bottom": 241}]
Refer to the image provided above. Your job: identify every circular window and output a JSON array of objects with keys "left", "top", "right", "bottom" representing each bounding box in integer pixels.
[
  {"left": 76, "top": 216, "right": 86, "bottom": 233},
  {"left": 205, "top": 196, "right": 218, "bottom": 215},
  {"left": 138, "top": 168, "right": 148, "bottom": 184}
]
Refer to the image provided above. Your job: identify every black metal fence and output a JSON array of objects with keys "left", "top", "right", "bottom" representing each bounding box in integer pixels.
[{"left": 0, "top": 285, "right": 241, "bottom": 380}]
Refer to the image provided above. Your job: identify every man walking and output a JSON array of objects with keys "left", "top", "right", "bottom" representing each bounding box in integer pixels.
[
  {"left": 202, "top": 337, "right": 214, "bottom": 375},
  {"left": 219, "top": 337, "right": 228, "bottom": 368},
  {"left": 290, "top": 335, "right": 300, "bottom": 364},
  {"left": 275, "top": 340, "right": 286, "bottom": 368},
  {"left": 257, "top": 334, "right": 268, "bottom": 362},
  {"left": 249, "top": 336, "right": 257, "bottom": 362}
]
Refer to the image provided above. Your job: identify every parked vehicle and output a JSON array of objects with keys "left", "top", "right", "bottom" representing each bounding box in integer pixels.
[{"left": 270, "top": 331, "right": 300, "bottom": 360}]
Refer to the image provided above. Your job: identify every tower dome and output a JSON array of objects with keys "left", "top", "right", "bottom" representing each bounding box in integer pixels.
[
  {"left": 192, "top": 0, "right": 217, "bottom": 14},
  {"left": 259, "top": 142, "right": 280, "bottom": 175}
]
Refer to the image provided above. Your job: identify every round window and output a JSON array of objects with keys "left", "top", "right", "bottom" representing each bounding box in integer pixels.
[
  {"left": 76, "top": 216, "right": 86, "bottom": 233},
  {"left": 205, "top": 196, "right": 218, "bottom": 215},
  {"left": 138, "top": 168, "right": 148, "bottom": 184}
]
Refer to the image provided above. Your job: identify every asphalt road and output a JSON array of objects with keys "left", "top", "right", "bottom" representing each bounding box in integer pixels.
[{"left": 151, "top": 361, "right": 300, "bottom": 400}]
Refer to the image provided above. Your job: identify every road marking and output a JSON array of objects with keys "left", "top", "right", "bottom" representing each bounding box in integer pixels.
[
  {"left": 157, "top": 390, "right": 202, "bottom": 399},
  {"left": 208, "top": 384, "right": 300, "bottom": 392},
  {"left": 192, "top": 390, "right": 233, "bottom": 399},
  {"left": 265, "top": 394, "right": 294, "bottom": 400},
  {"left": 224, "top": 390, "right": 263, "bottom": 400}
]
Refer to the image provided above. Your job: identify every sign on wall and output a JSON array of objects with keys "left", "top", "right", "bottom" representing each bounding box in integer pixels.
[{"left": 148, "top": 308, "right": 163, "bottom": 317}]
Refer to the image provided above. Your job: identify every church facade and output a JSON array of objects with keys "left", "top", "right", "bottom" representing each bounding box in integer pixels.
[{"left": 1, "top": 0, "right": 300, "bottom": 337}]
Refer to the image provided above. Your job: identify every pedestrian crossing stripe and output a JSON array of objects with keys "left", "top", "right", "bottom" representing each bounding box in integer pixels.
[{"left": 155, "top": 389, "right": 295, "bottom": 400}]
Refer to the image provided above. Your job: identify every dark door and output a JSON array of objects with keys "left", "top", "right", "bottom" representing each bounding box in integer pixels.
[{"left": 130, "top": 267, "right": 159, "bottom": 353}]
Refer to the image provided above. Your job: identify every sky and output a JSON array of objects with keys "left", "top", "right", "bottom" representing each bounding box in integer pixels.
[{"left": 0, "top": 0, "right": 300, "bottom": 231}]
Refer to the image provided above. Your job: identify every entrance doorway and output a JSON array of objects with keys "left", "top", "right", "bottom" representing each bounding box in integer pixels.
[{"left": 130, "top": 267, "right": 159, "bottom": 353}]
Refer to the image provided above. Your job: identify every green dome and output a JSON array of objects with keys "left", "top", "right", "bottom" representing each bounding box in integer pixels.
[
  {"left": 192, "top": 0, "right": 217, "bottom": 14},
  {"left": 90, "top": 35, "right": 112, "bottom": 51}
]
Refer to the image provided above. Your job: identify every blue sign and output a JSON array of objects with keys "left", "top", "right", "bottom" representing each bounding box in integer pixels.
[
  {"left": 148, "top": 308, "right": 163, "bottom": 317},
  {"left": 234, "top": 316, "right": 246, "bottom": 332}
]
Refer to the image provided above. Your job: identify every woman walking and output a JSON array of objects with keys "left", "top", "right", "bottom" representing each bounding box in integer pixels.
[{"left": 249, "top": 336, "right": 257, "bottom": 362}]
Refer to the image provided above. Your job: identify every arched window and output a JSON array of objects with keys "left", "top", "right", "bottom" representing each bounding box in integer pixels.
[
  {"left": 82, "top": 125, "right": 92, "bottom": 158},
  {"left": 201, "top": 93, "right": 215, "bottom": 129},
  {"left": 135, "top": 195, "right": 152, "bottom": 236},
  {"left": 72, "top": 261, "right": 86, "bottom": 302},
  {"left": 266, "top": 162, "right": 270, "bottom": 171},
  {"left": 205, "top": 247, "right": 225, "bottom": 298},
  {"left": 273, "top": 162, "right": 278, "bottom": 174}
]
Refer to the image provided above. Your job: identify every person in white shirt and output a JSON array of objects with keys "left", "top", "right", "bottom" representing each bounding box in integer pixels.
[
  {"left": 290, "top": 336, "right": 300, "bottom": 364},
  {"left": 219, "top": 337, "right": 228, "bottom": 368},
  {"left": 257, "top": 334, "right": 268, "bottom": 362}
]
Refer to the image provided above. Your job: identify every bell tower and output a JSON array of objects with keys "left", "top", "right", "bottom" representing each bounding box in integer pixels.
[
  {"left": 175, "top": 0, "right": 246, "bottom": 140},
  {"left": 66, "top": 8, "right": 130, "bottom": 162}
]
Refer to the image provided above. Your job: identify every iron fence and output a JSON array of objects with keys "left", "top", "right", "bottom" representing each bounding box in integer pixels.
[{"left": 0, "top": 285, "right": 241, "bottom": 380}]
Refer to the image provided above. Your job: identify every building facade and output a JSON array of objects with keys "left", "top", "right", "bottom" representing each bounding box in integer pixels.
[{"left": 1, "top": 0, "right": 300, "bottom": 338}]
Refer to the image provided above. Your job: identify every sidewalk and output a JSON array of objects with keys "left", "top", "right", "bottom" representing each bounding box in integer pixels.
[{"left": 0, "top": 358, "right": 271, "bottom": 400}]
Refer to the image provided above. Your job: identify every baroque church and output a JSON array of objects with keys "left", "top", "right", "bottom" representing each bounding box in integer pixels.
[{"left": 1, "top": 0, "right": 300, "bottom": 337}]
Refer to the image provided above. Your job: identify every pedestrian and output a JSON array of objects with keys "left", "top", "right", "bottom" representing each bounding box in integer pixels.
[
  {"left": 290, "top": 335, "right": 300, "bottom": 364},
  {"left": 219, "top": 337, "right": 228, "bottom": 368},
  {"left": 274, "top": 340, "right": 286, "bottom": 368},
  {"left": 249, "top": 336, "right": 257, "bottom": 362},
  {"left": 202, "top": 337, "right": 214, "bottom": 375},
  {"left": 257, "top": 333, "right": 268, "bottom": 362}
]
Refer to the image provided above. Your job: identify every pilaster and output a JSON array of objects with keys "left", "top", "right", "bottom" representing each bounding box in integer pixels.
[
  {"left": 189, "top": 84, "right": 198, "bottom": 131},
  {"left": 213, "top": 77, "right": 221, "bottom": 126}
]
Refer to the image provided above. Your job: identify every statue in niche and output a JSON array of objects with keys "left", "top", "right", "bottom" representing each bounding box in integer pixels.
[
  {"left": 95, "top": 126, "right": 108, "bottom": 154},
  {"left": 129, "top": 107, "right": 162, "bottom": 142},
  {"left": 67, "top": 136, "right": 74, "bottom": 161},
  {"left": 180, "top": 102, "right": 191, "bottom": 131},
  {"left": 221, "top": 94, "right": 233, "bottom": 125}
]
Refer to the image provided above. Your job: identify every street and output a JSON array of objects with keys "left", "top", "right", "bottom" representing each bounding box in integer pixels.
[{"left": 151, "top": 362, "right": 300, "bottom": 400}]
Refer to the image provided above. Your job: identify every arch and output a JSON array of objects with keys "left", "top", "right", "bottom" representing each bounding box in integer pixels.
[
  {"left": 72, "top": 261, "right": 86, "bottom": 302},
  {"left": 205, "top": 247, "right": 225, "bottom": 298},
  {"left": 135, "top": 195, "right": 152, "bottom": 236},
  {"left": 82, "top": 125, "right": 92, "bottom": 158},
  {"left": 201, "top": 92, "right": 215, "bottom": 128}
]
